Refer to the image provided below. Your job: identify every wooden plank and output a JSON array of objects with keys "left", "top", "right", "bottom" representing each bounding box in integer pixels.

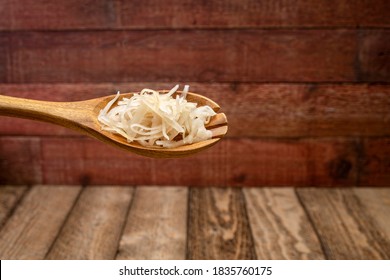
[
  {"left": 243, "top": 188, "right": 324, "bottom": 259},
  {"left": 358, "top": 30, "right": 390, "bottom": 82},
  {"left": 116, "top": 186, "right": 188, "bottom": 260},
  {"left": 353, "top": 188, "right": 390, "bottom": 238},
  {"left": 0, "top": 185, "right": 81, "bottom": 259},
  {"left": 0, "top": 185, "right": 28, "bottom": 228},
  {"left": 120, "top": 0, "right": 390, "bottom": 29},
  {"left": 221, "top": 83, "right": 390, "bottom": 138},
  {"left": 1, "top": 83, "right": 390, "bottom": 138},
  {"left": 187, "top": 188, "right": 256, "bottom": 259},
  {"left": 46, "top": 186, "right": 133, "bottom": 260},
  {"left": 0, "top": 137, "right": 42, "bottom": 184},
  {"left": 0, "top": 0, "right": 389, "bottom": 30},
  {"left": 2, "top": 30, "right": 356, "bottom": 83},
  {"left": 296, "top": 188, "right": 390, "bottom": 259},
  {"left": 0, "top": 0, "right": 119, "bottom": 30},
  {"left": 0, "top": 36, "right": 8, "bottom": 82},
  {"left": 38, "top": 137, "right": 359, "bottom": 187},
  {"left": 360, "top": 138, "right": 390, "bottom": 186}
]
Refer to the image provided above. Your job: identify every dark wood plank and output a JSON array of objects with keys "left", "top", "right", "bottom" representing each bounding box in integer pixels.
[
  {"left": 1, "top": 83, "right": 390, "bottom": 138},
  {"left": 358, "top": 30, "right": 390, "bottom": 82},
  {"left": 2, "top": 30, "right": 356, "bottom": 83},
  {"left": 120, "top": 0, "right": 390, "bottom": 29},
  {"left": 38, "top": 137, "right": 358, "bottom": 187},
  {"left": 0, "top": 137, "right": 42, "bottom": 184},
  {"left": 0, "top": 36, "right": 8, "bottom": 82},
  {"left": 0, "top": 0, "right": 119, "bottom": 30},
  {"left": 360, "top": 138, "right": 390, "bottom": 186},
  {"left": 296, "top": 188, "right": 390, "bottom": 259},
  {"left": 243, "top": 188, "right": 324, "bottom": 259},
  {"left": 0, "top": 185, "right": 81, "bottom": 259},
  {"left": 46, "top": 186, "right": 133, "bottom": 260},
  {"left": 1, "top": 0, "right": 389, "bottom": 30},
  {"left": 7, "top": 135, "right": 390, "bottom": 187},
  {"left": 221, "top": 83, "right": 390, "bottom": 138},
  {"left": 187, "top": 188, "right": 256, "bottom": 259},
  {"left": 0, "top": 185, "right": 28, "bottom": 228},
  {"left": 116, "top": 186, "right": 188, "bottom": 260}
]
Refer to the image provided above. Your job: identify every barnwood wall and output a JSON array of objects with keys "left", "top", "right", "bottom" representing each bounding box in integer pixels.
[{"left": 0, "top": 0, "right": 389, "bottom": 186}]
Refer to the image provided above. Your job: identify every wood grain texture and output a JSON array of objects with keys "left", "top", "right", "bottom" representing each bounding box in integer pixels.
[
  {"left": 187, "top": 188, "right": 256, "bottom": 259},
  {"left": 360, "top": 138, "right": 390, "bottom": 186},
  {"left": 243, "top": 188, "right": 324, "bottom": 259},
  {"left": 0, "top": 186, "right": 388, "bottom": 260},
  {"left": 353, "top": 188, "right": 390, "bottom": 238},
  {"left": 0, "top": 137, "right": 42, "bottom": 184},
  {"left": 2, "top": 30, "right": 356, "bottom": 83},
  {"left": 296, "top": 188, "right": 390, "bottom": 259},
  {"left": 0, "top": 185, "right": 81, "bottom": 259},
  {"left": 0, "top": 185, "right": 28, "bottom": 228},
  {"left": 46, "top": 186, "right": 133, "bottom": 260},
  {"left": 38, "top": 137, "right": 358, "bottom": 186},
  {"left": 0, "top": 36, "right": 7, "bottom": 82},
  {"left": 120, "top": 0, "right": 390, "bottom": 29},
  {"left": 116, "top": 186, "right": 188, "bottom": 260},
  {"left": 1, "top": 0, "right": 389, "bottom": 30},
  {"left": 358, "top": 30, "right": 390, "bottom": 82},
  {"left": 0, "top": 0, "right": 119, "bottom": 31},
  {"left": 1, "top": 83, "right": 390, "bottom": 138}
]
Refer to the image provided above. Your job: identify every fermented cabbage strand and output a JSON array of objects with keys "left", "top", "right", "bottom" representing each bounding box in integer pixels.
[{"left": 97, "top": 85, "right": 216, "bottom": 148}]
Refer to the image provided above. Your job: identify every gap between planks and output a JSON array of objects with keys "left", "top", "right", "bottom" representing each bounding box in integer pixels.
[
  {"left": 46, "top": 186, "right": 134, "bottom": 259},
  {"left": 0, "top": 185, "right": 29, "bottom": 228},
  {"left": 243, "top": 188, "right": 324, "bottom": 259},
  {"left": 116, "top": 186, "right": 188, "bottom": 260},
  {"left": 296, "top": 187, "right": 390, "bottom": 259},
  {"left": 0, "top": 185, "right": 82, "bottom": 259}
]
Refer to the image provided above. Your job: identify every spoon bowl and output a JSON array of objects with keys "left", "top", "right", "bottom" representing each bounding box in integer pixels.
[{"left": 0, "top": 91, "right": 228, "bottom": 158}]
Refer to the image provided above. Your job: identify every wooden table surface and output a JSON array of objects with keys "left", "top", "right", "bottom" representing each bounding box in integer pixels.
[{"left": 0, "top": 185, "right": 389, "bottom": 260}]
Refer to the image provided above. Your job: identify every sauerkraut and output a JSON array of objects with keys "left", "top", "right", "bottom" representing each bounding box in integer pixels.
[{"left": 97, "top": 85, "right": 216, "bottom": 148}]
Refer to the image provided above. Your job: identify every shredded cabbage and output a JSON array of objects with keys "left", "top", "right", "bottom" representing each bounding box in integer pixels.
[{"left": 97, "top": 85, "right": 216, "bottom": 148}]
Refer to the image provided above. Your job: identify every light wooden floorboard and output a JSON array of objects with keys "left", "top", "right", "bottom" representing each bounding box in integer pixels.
[
  {"left": 296, "top": 188, "right": 390, "bottom": 259},
  {"left": 353, "top": 188, "right": 390, "bottom": 238},
  {"left": 0, "top": 185, "right": 28, "bottom": 228},
  {"left": 46, "top": 186, "right": 133, "bottom": 260},
  {"left": 243, "top": 188, "right": 325, "bottom": 259},
  {"left": 1, "top": 185, "right": 389, "bottom": 260},
  {"left": 116, "top": 186, "right": 188, "bottom": 260},
  {"left": 187, "top": 188, "right": 256, "bottom": 260},
  {"left": 0, "top": 185, "right": 81, "bottom": 259}
]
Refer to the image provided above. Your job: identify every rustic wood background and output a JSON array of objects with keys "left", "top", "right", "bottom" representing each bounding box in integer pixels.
[
  {"left": 0, "top": 0, "right": 389, "bottom": 186},
  {"left": 1, "top": 185, "right": 390, "bottom": 259}
]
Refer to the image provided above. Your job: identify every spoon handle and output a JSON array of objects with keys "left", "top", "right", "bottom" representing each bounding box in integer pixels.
[{"left": 0, "top": 94, "right": 97, "bottom": 132}]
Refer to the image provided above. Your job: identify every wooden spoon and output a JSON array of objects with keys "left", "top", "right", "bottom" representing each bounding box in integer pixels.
[{"left": 0, "top": 91, "right": 228, "bottom": 158}]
